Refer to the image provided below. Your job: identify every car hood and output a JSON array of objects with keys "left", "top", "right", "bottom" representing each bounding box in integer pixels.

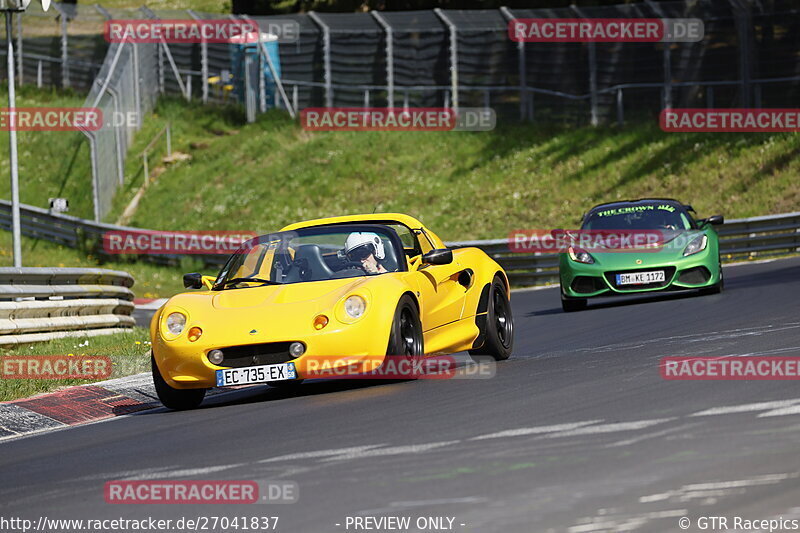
[{"left": 584, "top": 230, "right": 711, "bottom": 266}]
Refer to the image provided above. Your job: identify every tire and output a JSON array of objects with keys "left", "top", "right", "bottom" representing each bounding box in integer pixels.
[
  {"left": 469, "top": 276, "right": 514, "bottom": 361},
  {"left": 560, "top": 281, "right": 588, "bottom": 312},
  {"left": 700, "top": 262, "right": 724, "bottom": 295},
  {"left": 151, "top": 355, "right": 206, "bottom": 410},
  {"left": 561, "top": 294, "right": 588, "bottom": 312},
  {"left": 386, "top": 294, "right": 424, "bottom": 358}
]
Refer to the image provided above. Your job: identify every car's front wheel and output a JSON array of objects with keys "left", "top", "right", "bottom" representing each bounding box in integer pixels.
[
  {"left": 386, "top": 294, "right": 424, "bottom": 362},
  {"left": 700, "top": 262, "right": 724, "bottom": 295},
  {"left": 152, "top": 355, "right": 206, "bottom": 410},
  {"left": 561, "top": 290, "right": 587, "bottom": 313},
  {"left": 470, "top": 276, "right": 514, "bottom": 360}
]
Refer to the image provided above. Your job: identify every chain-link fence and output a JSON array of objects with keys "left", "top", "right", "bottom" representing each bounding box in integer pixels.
[{"left": 2, "top": 1, "right": 800, "bottom": 221}]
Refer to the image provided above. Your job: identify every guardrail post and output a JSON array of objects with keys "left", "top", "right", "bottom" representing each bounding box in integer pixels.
[
  {"left": 371, "top": 11, "right": 394, "bottom": 108},
  {"left": 308, "top": 12, "right": 333, "bottom": 108},
  {"left": 434, "top": 8, "right": 459, "bottom": 114}
]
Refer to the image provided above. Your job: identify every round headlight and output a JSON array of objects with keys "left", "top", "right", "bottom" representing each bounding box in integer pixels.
[
  {"left": 165, "top": 312, "right": 186, "bottom": 335},
  {"left": 207, "top": 349, "right": 224, "bottom": 365},
  {"left": 289, "top": 342, "right": 306, "bottom": 357},
  {"left": 344, "top": 295, "right": 367, "bottom": 319}
]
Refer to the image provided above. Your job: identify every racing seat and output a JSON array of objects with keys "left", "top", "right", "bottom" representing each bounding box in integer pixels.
[
  {"left": 284, "top": 244, "right": 335, "bottom": 282},
  {"left": 379, "top": 238, "right": 400, "bottom": 272}
]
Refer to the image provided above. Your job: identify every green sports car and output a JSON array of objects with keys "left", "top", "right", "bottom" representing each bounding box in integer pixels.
[{"left": 559, "top": 199, "right": 724, "bottom": 312}]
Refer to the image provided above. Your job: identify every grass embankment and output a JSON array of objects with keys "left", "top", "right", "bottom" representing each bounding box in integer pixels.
[
  {"left": 0, "top": 328, "right": 151, "bottom": 402},
  {"left": 1, "top": 86, "right": 800, "bottom": 298}
]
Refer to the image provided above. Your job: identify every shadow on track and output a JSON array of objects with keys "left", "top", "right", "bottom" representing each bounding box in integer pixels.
[{"left": 526, "top": 289, "right": 715, "bottom": 316}]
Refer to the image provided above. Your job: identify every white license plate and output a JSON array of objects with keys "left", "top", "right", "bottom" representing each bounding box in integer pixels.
[
  {"left": 616, "top": 270, "right": 666, "bottom": 285},
  {"left": 216, "top": 362, "right": 296, "bottom": 387}
]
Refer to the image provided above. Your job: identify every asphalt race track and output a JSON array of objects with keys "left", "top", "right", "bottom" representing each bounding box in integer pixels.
[{"left": 2, "top": 257, "right": 800, "bottom": 533}]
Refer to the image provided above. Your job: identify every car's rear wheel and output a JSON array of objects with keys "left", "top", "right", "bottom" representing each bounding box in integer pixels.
[
  {"left": 469, "top": 276, "right": 514, "bottom": 361},
  {"left": 386, "top": 295, "right": 424, "bottom": 378},
  {"left": 152, "top": 355, "right": 206, "bottom": 410}
]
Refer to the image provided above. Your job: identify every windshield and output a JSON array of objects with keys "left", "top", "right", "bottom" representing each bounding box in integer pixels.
[
  {"left": 213, "top": 225, "right": 403, "bottom": 289},
  {"left": 582, "top": 204, "right": 693, "bottom": 231}
]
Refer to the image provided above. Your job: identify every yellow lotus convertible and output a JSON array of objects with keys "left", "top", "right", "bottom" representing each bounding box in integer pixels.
[{"left": 150, "top": 214, "right": 514, "bottom": 409}]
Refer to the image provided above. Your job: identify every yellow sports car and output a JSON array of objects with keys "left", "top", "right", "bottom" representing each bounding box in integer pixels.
[{"left": 150, "top": 213, "right": 514, "bottom": 410}]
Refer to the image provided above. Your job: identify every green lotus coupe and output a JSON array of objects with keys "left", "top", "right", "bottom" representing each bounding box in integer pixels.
[{"left": 559, "top": 199, "right": 724, "bottom": 312}]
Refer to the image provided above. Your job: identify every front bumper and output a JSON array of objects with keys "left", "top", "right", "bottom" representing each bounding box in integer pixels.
[
  {"left": 152, "top": 320, "right": 390, "bottom": 389},
  {"left": 559, "top": 250, "right": 721, "bottom": 299}
]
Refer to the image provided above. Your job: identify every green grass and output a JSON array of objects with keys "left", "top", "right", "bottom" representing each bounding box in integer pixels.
[
  {"left": 97, "top": 0, "right": 231, "bottom": 13},
  {"left": 113, "top": 99, "right": 800, "bottom": 241},
  {"left": 0, "top": 328, "right": 151, "bottom": 402},
  {"left": 0, "top": 86, "right": 95, "bottom": 221},
  {"left": 2, "top": 86, "right": 800, "bottom": 298}
]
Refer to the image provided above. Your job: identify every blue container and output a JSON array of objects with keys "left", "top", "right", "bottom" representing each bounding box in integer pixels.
[{"left": 229, "top": 32, "right": 281, "bottom": 108}]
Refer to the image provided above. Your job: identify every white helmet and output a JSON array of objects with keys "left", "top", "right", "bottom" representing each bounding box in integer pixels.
[{"left": 344, "top": 232, "right": 385, "bottom": 260}]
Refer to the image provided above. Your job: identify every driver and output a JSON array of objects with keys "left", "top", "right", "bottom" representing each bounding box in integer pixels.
[{"left": 343, "top": 232, "right": 388, "bottom": 274}]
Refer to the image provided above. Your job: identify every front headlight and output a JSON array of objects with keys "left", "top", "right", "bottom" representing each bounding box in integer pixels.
[
  {"left": 344, "top": 295, "right": 367, "bottom": 319},
  {"left": 568, "top": 246, "right": 594, "bottom": 264},
  {"left": 165, "top": 312, "right": 187, "bottom": 335},
  {"left": 683, "top": 234, "right": 708, "bottom": 256}
]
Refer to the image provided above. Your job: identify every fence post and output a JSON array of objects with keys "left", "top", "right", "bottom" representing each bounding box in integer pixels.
[
  {"left": 500, "top": 7, "right": 526, "bottom": 121},
  {"left": 732, "top": 0, "right": 752, "bottom": 107},
  {"left": 83, "top": 131, "right": 101, "bottom": 222},
  {"left": 434, "top": 8, "right": 459, "bottom": 114},
  {"left": 36, "top": 60, "right": 42, "bottom": 88},
  {"left": 53, "top": 3, "right": 70, "bottom": 88},
  {"left": 616, "top": 88, "right": 623, "bottom": 126},
  {"left": 106, "top": 86, "right": 125, "bottom": 186},
  {"left": 187, "top": 10, "right": 209, "bottom": 104},
  {"left": 371, "top": 11, "right": 394, "bottom": 109},
  {"left": 15, "top": 12, "right": 22, "bottom": 85},
  {"left": 308, "top": 12, "right": 332, "bottom": 108},
  {"left": 645, "top": 0, "right": 672, "bottom": 110},
  {"left": 570, "top": 6, "right": 597, "bottom": 126},
  {"left": 293, "top": 84, "right": 298, "bottom": 112}
]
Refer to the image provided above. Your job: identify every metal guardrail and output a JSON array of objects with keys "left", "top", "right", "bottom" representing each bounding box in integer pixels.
[
  {"left": 0, "top": 266, "right": 135, "bottom": 346},
  {"left": 1, "top": 200, "right": 799, "bottom": 287}
]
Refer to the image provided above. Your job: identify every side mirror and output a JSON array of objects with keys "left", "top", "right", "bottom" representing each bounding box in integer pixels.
[
  {"left": 183, "top": 272, "right": 204, "bottom": 289},
  {"left": 700, "top": 215, "right": 724, "bottom": 227},
  {"left": 422, "top": 249, "right": 453, "bottom": 265}
]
